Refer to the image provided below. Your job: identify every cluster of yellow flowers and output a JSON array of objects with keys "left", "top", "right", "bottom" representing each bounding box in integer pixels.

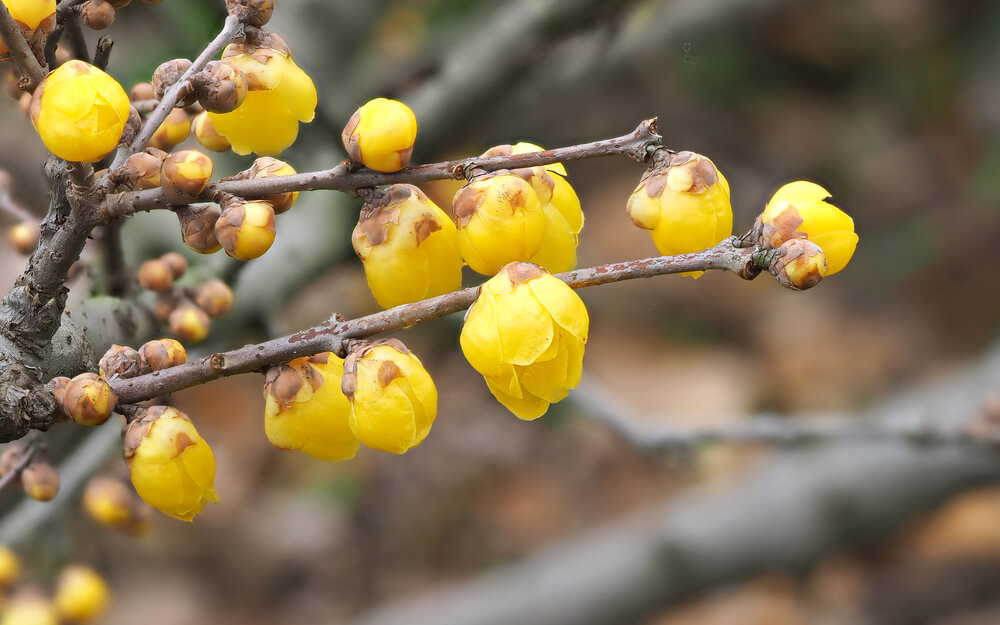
[{"left": 0, "top": 546, "right": 110, "bottom": 625}]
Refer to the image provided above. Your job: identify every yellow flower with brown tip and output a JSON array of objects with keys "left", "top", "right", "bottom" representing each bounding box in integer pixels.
[
  {"left": 208, "top": 43, "right": 316, "bottom": 156},
  {"left": 2, "top": 0, "right": 55, "bottom": 30},
  {"left": 54, "top": 565, "right": 110, "bottom": 623},
  {"left": 460, "top": 262, "right": 588, "bottom": 420},
  {"left": 342, "top": 340, "right": 437, "bottom": 454},
  {"left": 453, "top": 172, "right": 545, "bottom": 276},
  {"left": 352, "top": 184, "right": 462, "bottom": 309},
  {"left": 625, "top": 151, "right": 732, "bottom": 278},
  {"left": 215, "top": 197, "right": 276, "bottom": 260},
  {"left": 29, "top": 60, "right": 130, "bottom": 162},
  {"left": 758, "top": 181, "right": 858, "bottom": 276},
  {"left": 123, "top": 406, "right": 219, "bottom": 521},
  {"left": 263, "top": 353, "right": 358, "bottom": 461},
  {"left": 342, "top": 98, "right": 418, "bottom": 172}
]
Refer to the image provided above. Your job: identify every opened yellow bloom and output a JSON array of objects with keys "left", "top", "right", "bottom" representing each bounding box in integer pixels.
[
  {"left": 263, "top": 353, "right": 358, "bottom": 461},
  {"left": 626, "top": 151, "right": 732, "bottom": 278},
  {"left": 342, "top": 98, "right": 417, "bottom": 172},
  {"left": 759, "top": 181, "right": 858, "bottom": 275},
  {"left": 453, "top": 172, "right": 546, "bottom": 276},
  {"left": 342, "top": 340, "right": 437, "bottom": 454},
  {"left": 208, "top": 45, "right": 316, "bottom": 155},
  {"left": 460, "top": 262, "right": 588, "bottom": 420},
  {"left": 352, "top": 184, "right": 462, "bottom": 309},
  {"left": 123, "top": 406, "right": 219, "bottom": 521},
  {"left": 54, "top": 565, "right": 110, "bottom": 623},
  {"left": 29, "top": 60, "right": 130, "bottom": 162}
]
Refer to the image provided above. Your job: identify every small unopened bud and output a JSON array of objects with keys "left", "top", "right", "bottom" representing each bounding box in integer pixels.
[
  {"left": 47, "top": 376, "right": 71, "bottom": 419},
  {"left": 0, "top": 545, "right": 21, "bottom": 586},
  {"left": 769, "top": 238, "right": 828, "bottom": 291},
  {"left": 148, "top": 108, "right": 191, "bottom": 151},
  {"left": 63, "top": 372, "right": 118, "bottom": 426},
  {"left": 83, "top": 476, "right": 151, "bottom": 534},
  {"left": 136, "top": 258, "right": 174, "bottom": 292},
  {"left": 0, "top": 446, "right": 27, "bottom": 476},
  {"left": 99, "top": 344, "right": 142, "bottom": 379},
  {"left": 160, "top": 251, "right": 187, "bottom": 279},
  {"left": 161, "top": 149, "right": 213, "bottom": 203},
  {"left": 247, "top": 157, "right": 298, "bottom": 214},
  {"left": 80, "top": 0, "right": 116, "bottom": 30},
  {"left": 169, "top": 302, "right": 210, "bottom": 344},
  {"left": 190, "top": 60, "right": 247, "bottom": 114},
  {"left": 8, "top": 221, "right": 39, "bottom": 255},
  {"left": 118, "top": 149, "right": 165, "bottom": 190},
  {"left": 225, "top": 0, "right": 274, "bottom": 27},
  {"left": 138, "top": 338, "right": 188, "bottom": 371},
  {"left": 21, "top": 462, "right": 60, "bottom": 501},
  {"left": 192, "top": 111, "right": 230, "bottom": 152},
  {"left": 151, "top": 58, "right": 194, "bottom": 104},
  {"left": 194, "top": 279, "right": 233, "bottom": 317},
  {"left": 54, "top": 565, "right": 111, "bottom": 622},
  {"left": 215, "top": 197, "right": 276, "bottom": 260},
  {"left": 176, "top": 203, "right": 222, "bottom": 254},
  {"left": 129, "top": 81, "right": 155, "bottom": 101}
]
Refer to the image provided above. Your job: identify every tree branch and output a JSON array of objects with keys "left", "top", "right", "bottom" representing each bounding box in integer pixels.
[
  {"left": 103, "top": 118, "right": 662, "bottom": 218},
  {"left": 108, "top": 240, "right": 757, "bottom": 404},
  {"left": 0, "top": 445, "right": 34, "bottom": 496},
  {"left": 0, "top": 0, "right": 46, "bottom": 90}
]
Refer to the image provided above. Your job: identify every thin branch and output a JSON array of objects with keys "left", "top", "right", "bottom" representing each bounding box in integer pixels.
[
  {"left": 93, "top": 35, "right": 112, "bottom": 70},
  {"left": 0, "top": 1, "right": 46, "bottom": 90},
  {"left": 103, "top": 118, "right": 662, "bottom": 218},
  {"left": 0, "top": 446, "right": 35, "bottom": 495},
  {"left": 109, "top": 240, "right": 757, "bottom": 404},
  {"left": 107, "top": 14, "right": 244, "bottom": 171},
  {"left": 98, "top": 220, "right": 128, "bottom": 297},
  {"left": 0, "top": 189, "right": 39, "bottom": 224},
  {"left": 130, "top": 98, "right": 158, "bottom": 114},
  {"left": 63, "top": 12, "right": 89, "bottom": 63}
]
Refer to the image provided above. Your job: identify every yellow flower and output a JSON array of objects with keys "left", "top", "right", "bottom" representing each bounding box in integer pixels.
[
  {"left": 263, "top": 353, "right": 358, "bottom": 461},
  {"left": 453, "top": 172, "right": 545, "bottom": 276},
  {"left": 352, "top": 184, "right": 462, "bottom": 309},
  {"left": 342, "top": 340, "right": 437, "bottom": 454},
  {"left": 208, "top": 45, "right": 316, "bottom": 155},
  {"left": 29, "top": 60, "right": 130, "bottom": 162},
  {"left": 123, "top": 406, "right": 219, "bottom": 521},
  {"left": 0, "top": 593, "right": 58, "bottom": 625},
  {"left": 460, "top": 262, "right": 588, "bottom": 420},
  {"left": 54, "top": 565, "right": 110, "bottom": 623},
  {"left": 625, "top": 151, "right": 732, "bottom": 278},
  {"left": 2, "top": 0, "right": 55, "bottom": 30},
  {"left": 759, "top": 181, "right": 858, "bottom": 275},
  {"left": 0, "top": 545, "right": 21, "bottom": 586},
  {"left": 342, "top": 98, "right": 417, "bottom": 172},
  {"left": 192, "top": 110, "right": 231, "bottom": 152},
  {"left": 214, "top": 197, "right": 276, "bottom": 260}
]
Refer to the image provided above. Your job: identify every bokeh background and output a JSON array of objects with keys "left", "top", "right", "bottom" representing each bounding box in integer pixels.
[{"left": 2, "top": 0, "right": 1000, "bottom": 623}]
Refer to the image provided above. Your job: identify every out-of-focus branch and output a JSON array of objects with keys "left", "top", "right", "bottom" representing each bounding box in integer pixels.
[
  {"left": 103, "top": 118, "right": 662, "bottom": 218},
  {"left": 0, "top": 445, "right": 35, "bottom": 496},
  {"left": 0, "top": 188, "right": 39, "bottom": 225},
  {"left": 0, "top": 0, "right": 45, "bottom": 90},
  {"left": 109, "top": 240, "right": 758, "bottom": 405}
]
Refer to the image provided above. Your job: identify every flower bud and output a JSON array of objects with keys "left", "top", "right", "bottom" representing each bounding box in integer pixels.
[
  {"left": 83, "top": 476, "right": 147, "bottom": 532},
  {"left": 138, "top": 337, "right": 188, "bottom": 371},
  {"left": 246, "top": 156, "right": 297, "bottom": 213},
  {"left": 151, "top": 58, "right": 193, "bottom": 103},
  {"left": 152, "top": 293, "right": 176, "bottom": 325},
  {"left": 342, "top": 98, "right": 417, "bottom": 172},
  {"left": 190, "top": 60, "right": 247, "bottom": 114},
  {"left": 168, "top": 301, "right": 210, "bottom": 344},
  {"left": 215, "top": 197, "right": 275, "bottom": 260},
  {"left": 129, "top": 81, "right": 154, "bottom": 101},
  {"left": 176, "top": 203, "right": 223, "bottom": 254},
  {"left": 225, "top": 0, "right": 274, "bottom": 27},
  {"left": 119, "top": 149, "right": 166, "bottom": 190},
  {"left": 352, "top": 184, "right": 462, "bottom": 308},
  {"left": 148, "top": 108, "right": 191, "bottom": 152},
  {"left": 263, "top": 353, "right": 358, "bottom": 461},
  {"left": 29, "top": 60, "right": 130, "bottom": 162},
  {"left": 758, "top": 181, "right": 858, "bottom": 276},
  {"left": 80, "top": 0, "right": 115, "bottom": 30},
  {"left": 98, "top": 344, "right": 142, "bottom": 379},
  {"left": 192, "top": 110, "right": 230, "bottom": 152},
  {"left": 21, "top": 462, "right": 59, "bottom": 501},
  {"left": 1, "top": 591, "right": 58, "bottom": 625},
  {"left": 342, "top": 340, "right": 437, "bottom": 454},
  {"left": 161, "top": 149, "right": 213, "bottom": 203},
  {"left": 7, "top": 221, "right": 39, "bottom": 255},
  {"left": 460, "top": 262, "right": 588, "bottom": 420},
  {"left": 453, "top": 172, "right": 545, "bottom": 276},
  {"left": 54, "top": 565, "right": 110, "bottom": 623},
  {"left": 0, "top": 545, "right": 21, "bottom": 586},
  {"left": 159, "top": 251, "right": 187, "bottom": 278},
  {"left": 123, "top": 406, "right": 219, "bottom": 521},
  {"left": 63, "top": 372, "right": 117, "bottom": 425},
  {"left": 136, "top": 258, "right": 173, "bottom": 292},
  {"left": 193, "top": 279, "right": 233, "bottom": 317},
  {"left": 769, "top": 238, "right": 827, "bottom": 291},
  {"left": 47, "top": 376, "right": 70, "bottom": 419},
  {"left": 0, "top": 446, "right": 27, "bottom": 476},
  {"left": 625, "top": 151, "right": 733, "bottom": 278}
]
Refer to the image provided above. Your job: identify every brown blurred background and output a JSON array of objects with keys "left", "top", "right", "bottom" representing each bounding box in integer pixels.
[{"left": 1, "top": 0, "right": 1000, "bottom": 623}]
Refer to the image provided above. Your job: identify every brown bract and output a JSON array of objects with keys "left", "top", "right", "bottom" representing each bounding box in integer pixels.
[
  {"left": 63, "top": 373, "right": 117, "bottom": 426},
  {"left": 190, "top": 60, "right": 247, "bottom": 114},
  {"left": 46, "top": 377, "right": 70, "bottom": 419},
  {"left": 247, "top": 157, "right": 297, "bottom": 213},
  {"left": 225, "top": 0, "right": 274, "bottom": 28},
  {"left": 354, "top": 184, "right": 424, "bottom": 247},
  {"left": 81, "top": 0, "right": 116, "bottom": 30},
  {"left": 138, "top": 338, "right": 188, "bottom": 372},
  {"left": 263, "top": 355, "right": 327, "bottom": 412},
  {"left": 758, "top": 206, "right": 806, "bottom": 249},
  {"left": 161, "top": 150, "right": 213, "bottom": 203},
  {"left": 99, "top": 344, "right": 142, "bottom": 379},
  {"left": 340, "top": 338, "right": 410, "bottom": 400},
  {"left": 116, "top": 149, "right": 165, "bottom": 191},
  {"left": 151, "top": 58, "right": 194, "bottom": 104},
  {"left": 769, "top": 238, "right": 826, "bottom": 291},
  {"left": 341, "top": 110, "right": 362, "bottom": 163},
  {"left": 504, "top": 261, "right": 546, "bottom": 286},
  {"left": 176, "top": 204, "right": 223, "bottom": 253},
  {"left": 451, "top": 173, "right": 503, "bottom": 227}
]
